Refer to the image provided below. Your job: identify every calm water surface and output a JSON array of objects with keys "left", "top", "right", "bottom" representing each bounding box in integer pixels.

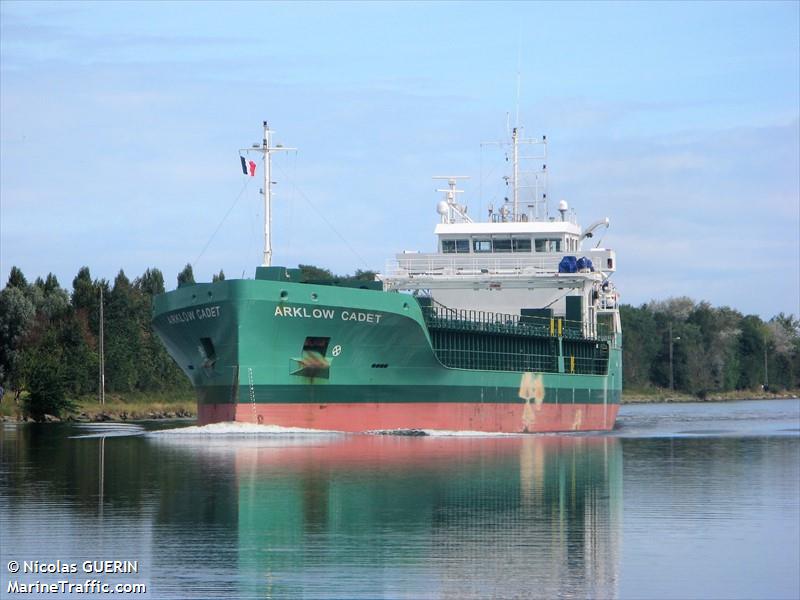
[{"left": 1, "top": 399, "right": 798, "bottom": 599}]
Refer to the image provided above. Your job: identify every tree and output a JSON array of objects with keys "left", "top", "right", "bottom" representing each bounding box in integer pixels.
[
  {"left": 134, "top": 267, "right": 185, "bottom": 391},
  {"left": 177, "top": 264, "right": 195, "bottom": 288},
  {"left": 352, "top": 269, "right": 377, "bottom": 281},
  {"left": 6, "top": 266, "right": 28, "bottom": 290},
  {"left": 22, "top": 326, "right": 74, "bottom": 419},
  {"left": 765, "top": 314, "right": 800, "bottom": 390},
  {"left": 737, "top": 315, "right": 767, "bottom": 390},
  {"left": 298, "top": 264, "right": 334, "bottom": 281},
  {"left": 619, "top": 304, "right": 659, "bottom": 389},
  {"left": 686, "top": 303, "right": 741, "bottom": 393},
  {"left": 648, "top": 296, "right": 695, "bottom": 321},
  {"left": 59, "top": 311, "right": 97, "bottom": 396},
  {"left": 34, "top": 273, "right": 70, "bottom": 322},
  {"left": 212, "top": 270, "right": 226, "bottom": 283},
  {"left": 0, "top": 286, "right": 36, "bottom": 400},
  {"left": 135, "top": 268, "right": 165, "bottom": 297},
  {"left": 104, "top": 270, "right": 144, "bottom": 392},
  {"left": 72, "top": 267, "right": 95, "bottom": 312},
  {"left": 43, "top": 273, "right": 61, "bottom": 294}
]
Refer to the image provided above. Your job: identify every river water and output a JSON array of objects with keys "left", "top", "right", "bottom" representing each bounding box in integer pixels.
[{"left": 1, "top": 399, "right": 798, "bottom": 599}]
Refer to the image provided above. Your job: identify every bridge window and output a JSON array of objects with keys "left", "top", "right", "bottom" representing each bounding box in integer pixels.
[
  {"left": 535, "top": 238, "right": 562, "bottom": 252},
  {"left": 442, "top": 239, "right": 470, "bottom": 253},
  {"left": 473, "top": 239, "right": 492, "bottom": 253},
  {"left": 493, "top": 238, "right": 512, "bottom": 253},
  {"left": 512, "top": 238, "right": 531, "bottom": 252}
]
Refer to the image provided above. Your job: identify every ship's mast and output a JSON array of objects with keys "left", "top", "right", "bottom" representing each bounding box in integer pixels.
[
  {"left": 512, "top": 127, "right": 520, "bottom": 218},
  {"left": 482, "top": 125, "right": 546, "bottom": 222},
  {"left": 241, "top": 121, "right": 295, "bottom": 267}
]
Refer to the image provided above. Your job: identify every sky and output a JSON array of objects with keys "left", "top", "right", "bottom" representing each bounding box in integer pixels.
[{"left": 1, "top": 1, "right": 798, "bottom": 318}]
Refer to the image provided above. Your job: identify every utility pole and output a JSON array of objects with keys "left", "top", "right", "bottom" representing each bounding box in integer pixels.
[
  {"left": 669, "top": 323, "right": 680, "bottom": 392},
  {"left": 764, "top": 333, "right": 769, "bottom": 390},
  {"left": 669, "top": 322, "right": 673, "bottom": 391},
  {"left": 99, "top": 286, "right": 105, "bottom": 405}
]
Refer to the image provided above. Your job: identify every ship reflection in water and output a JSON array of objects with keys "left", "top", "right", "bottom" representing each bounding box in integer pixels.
[
  {"left": 166, "top": 434, "right": 622, "bottom": 599},
  {"left": 2, "top": 401, "right": 799, "bottom": 599}
]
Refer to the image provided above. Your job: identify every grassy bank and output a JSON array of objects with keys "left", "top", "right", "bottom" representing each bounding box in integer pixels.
[
  {"left": 622, "top": 388, "right": 800, "bottom": 404},
  {"left": 0, "top": 390, "right": 196, "bottom": 422},
  {"left": 3, "top": 388, "right": 797, "bottom": 422}
]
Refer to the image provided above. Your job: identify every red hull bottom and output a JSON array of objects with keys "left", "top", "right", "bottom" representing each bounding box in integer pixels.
[{"left": 198, "top": 402, "right": 619, "bottom": 433}]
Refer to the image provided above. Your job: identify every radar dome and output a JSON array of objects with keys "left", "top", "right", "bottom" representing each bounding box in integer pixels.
[
  {"left": 558, "top": 200, "right": 569, "bottom": 212},
  {"left": 436, "top": 201, "right": 449, "bottom": 215}
]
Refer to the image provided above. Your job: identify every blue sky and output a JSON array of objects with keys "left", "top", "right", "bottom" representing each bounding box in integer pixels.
[{"left": 1, "top": 1, "right": 798, "bottom": 318}]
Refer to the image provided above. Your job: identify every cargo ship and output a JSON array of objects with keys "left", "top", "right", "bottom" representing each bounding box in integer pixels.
[{"left": 152, "top": 121, "right": 622, "bottom": 432}]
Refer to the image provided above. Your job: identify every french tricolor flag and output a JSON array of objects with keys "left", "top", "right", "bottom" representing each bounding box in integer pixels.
[{"left": 240, "top": 156, "right": 257, "bottom": 176}]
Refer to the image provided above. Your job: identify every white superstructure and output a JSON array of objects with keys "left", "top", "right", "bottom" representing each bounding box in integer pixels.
[{"left": 381, "top": 125, "right": 621, "bottom": 338}]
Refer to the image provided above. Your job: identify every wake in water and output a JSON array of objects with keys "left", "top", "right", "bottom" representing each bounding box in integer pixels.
[
  {"left": 148, "top": 421, "right": 344, "bottom": 436},
  {"left": 69, "top": 423, "right": 146, "bottom": 439},
  {"left": 149, "top": 422, "right": 522, "bottom": 438},
  {"left": 368, "top": 428, "right": 520, "bottom": 437}
]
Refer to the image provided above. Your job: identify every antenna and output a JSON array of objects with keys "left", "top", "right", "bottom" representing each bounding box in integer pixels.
[
  {"left": 433, "top": 176, "right": 472, "bottom": 224},
  {"left": 515, "top": 32, "right": 522, "bottom": 129},
  {"left": 240, "top": 122, "right": 296, "bottom": 267},
  {"left": 481, "top": 127, "right": 547, "bottom": 222}
]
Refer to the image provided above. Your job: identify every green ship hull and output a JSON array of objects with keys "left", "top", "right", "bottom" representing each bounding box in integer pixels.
[{"left": 152, "top": 267, "right": 621, "bottom": 432}]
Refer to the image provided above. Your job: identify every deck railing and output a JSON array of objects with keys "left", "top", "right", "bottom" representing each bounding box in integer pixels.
[
  {"left": 421, "top": 303, "right": 611, "bottom": 375},
  {"left": 421, "top": 304, "right": 614, "bottom": 342},
  {"left": 386, "top": 254, "right": 565, "bottom": 278},
  {"left": 383, "top": 249, "right": 615, "bottom": 281}
]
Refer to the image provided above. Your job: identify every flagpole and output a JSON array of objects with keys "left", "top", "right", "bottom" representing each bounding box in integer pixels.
[
  {"left": 240, "top": 122, "right": 295, "bottom": 267},
  {"left": 263, "top": 122, "right": 271, "bottom": 266}
]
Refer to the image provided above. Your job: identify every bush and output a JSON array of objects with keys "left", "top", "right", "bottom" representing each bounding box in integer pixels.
[{"left": 23, "top": 342, "right": 75, "bottom": 420}]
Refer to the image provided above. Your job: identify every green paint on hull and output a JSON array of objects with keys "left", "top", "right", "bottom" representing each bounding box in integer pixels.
[
  {"left": 152, "top": 275, "right": 622, "bottom": 408},
  {"left": 195, "top": 383, "right": 621, "bottom": 406}
]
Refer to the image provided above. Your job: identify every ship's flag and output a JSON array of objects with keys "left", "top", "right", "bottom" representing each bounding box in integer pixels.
[{"left": 240, "top": 157, "right": 257, "bottom": 176}]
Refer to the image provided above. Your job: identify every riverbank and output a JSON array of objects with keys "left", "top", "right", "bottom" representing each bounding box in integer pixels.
[
  {"left": 2, "top": 389, "right": 797, "bottom": 422},
  {"left": 0, "top": 391, "right": 196, "bottom": 423},
  {"left": 622, "top": 388, "right": 799, "bottom": 404}
]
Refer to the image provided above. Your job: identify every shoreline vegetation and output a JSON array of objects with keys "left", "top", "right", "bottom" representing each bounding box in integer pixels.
[
  {"left": 1, "top": 389, "right": 798, "bottom": 423},
  {"left": 621, "top": 388, "right": 799, "bottom": 404},
  {"left": 0, "top": 391, "right": 196, "bottom": 423},
  {"left": 1, "top": 264, "right": 799, "bottom": 423}
]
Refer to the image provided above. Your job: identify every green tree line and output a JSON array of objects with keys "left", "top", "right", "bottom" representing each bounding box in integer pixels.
[
  {"left": 0, "top": 265, "right": 189, "bottom": 419},
  {"left": 1, "top": 264, "right": 797, "bottom": 418},
  {"left": 621, "top": 297, "right": 800, "bottom": 396}
]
